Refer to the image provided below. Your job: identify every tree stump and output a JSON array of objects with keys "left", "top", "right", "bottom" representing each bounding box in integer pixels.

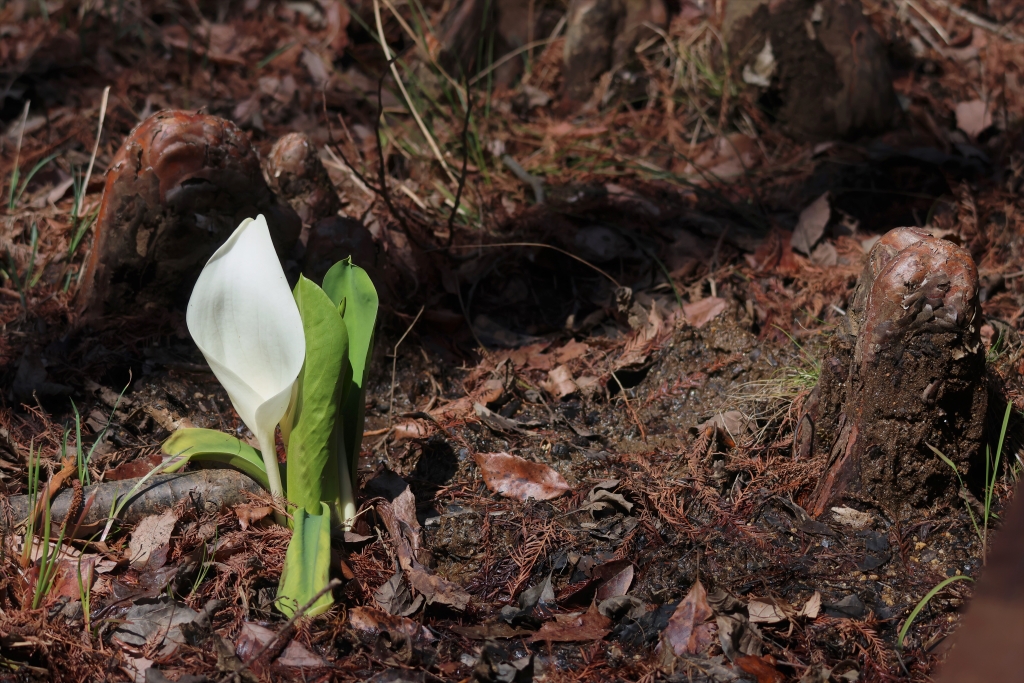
[
  {"left": 726, "top": 0, "right": 897, "bottom": 141},
  {"left": 562, "top": 0, "right": 667, "bottom": 103},
  {"left": 797, "top": 228, "right": 988, "bottom": 516},
  {"left": 77, "top": 111, "right": 301, "bottom": 318},
  {"left": 265, "top": 132, "right": 341, "bottom": 228}
]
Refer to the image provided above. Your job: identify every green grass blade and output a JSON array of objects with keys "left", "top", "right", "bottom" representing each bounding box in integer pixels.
[
  {"left": 11, "top": 153, "right": 58, "bottom": 210},
  {"left": 927, "top": 442, "right": 981, "bottom": 540},
  {"left": 276, "top": 502, "right": 334, "bottom": 618},
  {"left": 927, "top": 442, "right": 961, "bottom": 475},
  {"left": 897, "top": 575, "right": 973, "bottom": 650}
]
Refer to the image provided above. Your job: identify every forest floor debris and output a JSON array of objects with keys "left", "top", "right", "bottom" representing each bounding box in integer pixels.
[{"left": 2, "top": 0, "right": 1024, "bottom": 681}]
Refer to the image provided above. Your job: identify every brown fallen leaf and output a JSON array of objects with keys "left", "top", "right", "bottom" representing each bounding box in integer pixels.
[
  {"left": 579, "top": 480, "right": 633, "bottom": 514},
  {"left": 556, "top": 558, "right": 633, "bottom": 606},
  {"left": 474, "top": 452, "right": 571, "bottom": 501},
  {"left": 378, "top": 496, "right": 471, "bottom": 611},
  {"left": 747, "top": 598, "right": 791, "bottom": 624},
  {"left": 681, "top": 133, "right": 761, "bottom": 182},
  {"left": 528, "top": 604, "right": 611, "bottom": 642},
  {"left": 104, "top": 455, "right": 164, "bottom": 482},
  {"left": 790, "top": 192, "right": 831, "bottom": 256},
  {"left": 348, "top": 606, "right": 436, "bottom": 644},
  {"left": 575, "top": 375, "right": 601, "bottom": 396},
  {"left": 234, "top": 504, "right": 273, "bottom": 530},
  {"left": 799, "top": 591, "right": 822, "bottom": 619},
  {"left": 473, "top": 402, "right": 538, "bottom": 434},
  {"left": 28, "top": 457, "right": 76, "bottom": 534},
  {"left": 694, "top": 411, "right": 752, "bottom": 447},
  {"left": 49, "top": 554, "right": 97, "bottom": 601},
  {"left": 554, "top": 339, "right": 590, "bottom": 363},
  {"left": 404, "top": 565, "right": 470, "bottom": 611},
  {"left": 540, "top": 365, "right": 577, "bottom": 399},
  {"left": 477, "top": 378, "right": 506, "bottom": 404},
  {"left": 683, "top": 297, "right": 727, "bottom": 329},
  {"left": 831, "top": 506, "right": 874, "bottom": 530},
  {"left": 736, "top": 655, "right": 786, "bottom": 683},
  {"left": 429, "top": 396, "right": 474, "bottom": 420},
  {"left": 615, "top": 304, "right": 665, "bottom": 369},
  {"left": 128, "top": 510, "right": 177, "bottom": 569},
  {"left": 374, "top": 570, "right": 424, "bottom": 617},
  {"left": 392, "top": 420, "right": 431, "bottom": 441},
  {"left": 236, "top": 622, "right": 326, "bottom": 668},
  {"left": 506, "top": 342, "right": 553, "bottom": 370},
  {"left": 809, "top": 240, "right": 838, "bottom": 267},
  {"left": 594, "top": 563, "right": 634, "bottom": 602},
  {"left": 955, "top": 99, "right": 992, "bottom": 139},
  {"left": 663, "top": 580, "right": 716, "bottom": 656}
]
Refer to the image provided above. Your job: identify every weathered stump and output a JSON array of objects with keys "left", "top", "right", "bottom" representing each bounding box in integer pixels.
[
  {"left": 264, "top": 132, "right": 341, "bottom": 228},
  {"left": 726, "top": 0, "right": 897, "bottom": 141},
  {"left": 77, "top": 111, "right": 301, "bottom": 318},
  {"left": 798, "top": 228, "right": 987, "bottom": 515},
  {"left": 562, "top": 0, "right": 667, "bottom": 103}
]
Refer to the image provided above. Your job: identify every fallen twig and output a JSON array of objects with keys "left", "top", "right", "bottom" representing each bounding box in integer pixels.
[
  {"left": 389, "top": 304, "right": 425, "bottom": 429},
  {"left": 501, "top": 155, "right": 545, "bottom": 204},
  {"left": 8, "top": 469, "right": 263, "bottom": 529},
  {"left": 611, "top": 371, "right": 647, "bottom": 443},
  {"left": 446, "top": 78, "right": 473, "bottom": 246},
  {"left": 924, "top": 0, "right": 1024, "bottom": 43},
  {"left": 218, "top": 578, "right": 342, "bottom": 683}
]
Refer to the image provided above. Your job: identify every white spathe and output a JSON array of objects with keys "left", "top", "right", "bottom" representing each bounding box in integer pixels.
[{"left": 186, "top": 214, "right": 304, "bottom": 499}]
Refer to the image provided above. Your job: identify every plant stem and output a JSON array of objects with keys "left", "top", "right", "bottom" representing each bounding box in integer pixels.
[{"left": 256, "top": 428, "right": 287, "bottom": 525}]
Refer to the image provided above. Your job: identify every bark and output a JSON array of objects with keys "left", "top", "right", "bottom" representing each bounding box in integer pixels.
[
  {"left": 797, "top": 228, "right": 988, "bottom": 515},
  {"left": 562, "top": 0, "right": 667, "bottom": 103},
  {"left": 265, "top": 132, "right": 342, "bottom": 228},
  {"left": 726, "top": 0, "right": 897, "bottom": 141},
  {"left": 4, "top": 469, "right": 263, "bottom": 529},
  {"left": 76, "top": 111, "right": 301, "bottom": 318}
]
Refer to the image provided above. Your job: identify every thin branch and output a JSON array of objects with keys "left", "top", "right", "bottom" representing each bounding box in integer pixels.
[
  {"left": 446, "top": 79, "right": 473, "bottom": 246},
  {"left": 321, "top": 88, "right": 382, "bottom": 196},
  {"left": 373, "top": 61, "right": 414, "bottom": 237},
  {"left": 444, "top": 241, "right": 622, "bottom": 288},
  {"left": 389, "top": 305, "right": 426, "bottom": 429},
  {"left": 611, "top": 371, "right": 647, "bottom": 443},
  {"left": 372, "top": 0, "right": 459, "bottom": 186},
  {"left": 320, "top": 79, "right": 416, "bottom": 240},
  {"left": 218, "top": 579, "right": 341, "bottom": 683}
]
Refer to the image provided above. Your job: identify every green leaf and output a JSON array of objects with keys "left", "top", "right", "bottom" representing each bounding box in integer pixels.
[
  {"left": 897, "top": 574, "right": 972, "bottom": 650},
  {"left": 286, "top": 275, "right": 349, "bottom": 516},
  {"left": 276, "top": 502, "right": 334, "bottom": 618},
  {"left": 161, "top": 428, "right": 276, "bottom": 491},
  {"left": 322, "top": 258, "right": 378, "bottom": 390},
  {"left": 321, "top": 258, "right": 379, "bottom": 484}
]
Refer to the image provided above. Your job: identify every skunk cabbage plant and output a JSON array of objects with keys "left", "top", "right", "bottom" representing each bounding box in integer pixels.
[{"left": 161, "top": 214, "right": 378, "bottom": 617}]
